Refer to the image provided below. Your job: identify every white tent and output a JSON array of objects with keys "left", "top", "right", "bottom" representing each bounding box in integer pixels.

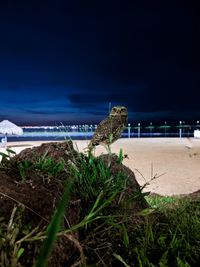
[
  {"left": 194, "top": 129, "right": 200, "bottom": 138},
  {"left": 0, "top": 120, "right": 23, "bottom": 147}
]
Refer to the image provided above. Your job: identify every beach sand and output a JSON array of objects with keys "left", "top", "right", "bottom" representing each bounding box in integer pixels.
[{"left": 1, "top": 138, "right": 200, "bottom": 196}]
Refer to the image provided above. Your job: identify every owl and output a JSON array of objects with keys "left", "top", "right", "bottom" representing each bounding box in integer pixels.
[{"left": 88, "top": 106, "right": 128, "bottom": 150}]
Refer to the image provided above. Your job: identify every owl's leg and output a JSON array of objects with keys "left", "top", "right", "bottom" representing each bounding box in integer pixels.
[
  {"left": 84, "top": 145, "right": 92, "bottom": 154},
  {"left": 85, "top": 142, "right": 96, "bottom": 157}
]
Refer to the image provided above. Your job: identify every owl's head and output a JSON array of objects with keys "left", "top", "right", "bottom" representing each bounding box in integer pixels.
[{"left": 110, "top": 106, "right": 128, "bottom": 117}]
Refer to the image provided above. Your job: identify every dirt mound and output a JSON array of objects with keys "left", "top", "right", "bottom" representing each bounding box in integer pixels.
[
  {"left": 187, "top": 189, "right": 200, "bottom": 198},
  {"left": 97, "top": 153, "right": 148, "bottom": 211},
  {"left": 0, "top": 141, "right": 148, "bottom": 266},
  {"left": 5, "top": 140, "right": 79, "bottom": 168}
]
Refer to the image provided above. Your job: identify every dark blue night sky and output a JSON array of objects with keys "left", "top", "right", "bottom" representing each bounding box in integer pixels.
[{"left": 0, "top": 1, "right": 199, "bottom": 126}]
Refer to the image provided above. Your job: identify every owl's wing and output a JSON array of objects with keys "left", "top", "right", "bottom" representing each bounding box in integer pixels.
[{"left": 90, "top": 117, "right": 121, "bottom": 146}]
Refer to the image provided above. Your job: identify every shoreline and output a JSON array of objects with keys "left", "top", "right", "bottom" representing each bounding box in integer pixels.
[{"left": 1, "top": 138, "right": 200, "bottom": 196}]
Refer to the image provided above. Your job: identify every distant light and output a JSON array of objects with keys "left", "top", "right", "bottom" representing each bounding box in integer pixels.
[
  {"left": 179, "top": 121, "right": 182, "bottom": 124},
  {"left": 197, "top": 121, "right": 199, "bottom": 124}
]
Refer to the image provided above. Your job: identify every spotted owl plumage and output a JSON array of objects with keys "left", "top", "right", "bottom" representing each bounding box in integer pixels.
[{"left": 88, "top": 106, "right": 128, "bottom": 150}]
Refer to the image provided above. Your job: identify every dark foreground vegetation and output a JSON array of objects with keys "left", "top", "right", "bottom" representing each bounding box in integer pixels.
[{"left": 0, "top": 141, "right": 200, "bottom": 266}]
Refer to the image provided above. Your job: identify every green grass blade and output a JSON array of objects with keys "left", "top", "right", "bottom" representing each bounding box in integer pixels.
[
  {"left": 0, "top": 152, "right": 10, "bottom": 158},
  {"left": 17, "top": 247, "right": 25, "bottom": 259},
  {"left": 113, "top": 253, "right": 130, "bottom": 267},
  {"left": 122, "top": 223, "right": 129, "bottom": 248},
  {"left": 6, "top": 148, "right": 16, "bottom": 155},
  {"left": 35, "top": 178, "right": 73, "bottom": 267},
  {"left": 119, "top": 148, "right": 123, "bottom": 163}
]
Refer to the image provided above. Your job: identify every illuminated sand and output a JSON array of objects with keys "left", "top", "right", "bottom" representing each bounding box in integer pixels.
[{"left": 1, "top": 138, "right": 200, "bottom": 196}]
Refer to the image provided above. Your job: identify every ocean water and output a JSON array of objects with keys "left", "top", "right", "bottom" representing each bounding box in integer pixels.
[{"left": 0, "top": 126, "right": 194, "bottom": 142}]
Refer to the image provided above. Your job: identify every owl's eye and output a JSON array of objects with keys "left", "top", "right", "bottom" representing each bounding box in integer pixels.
[
  {"left": 112, "top": 108, "right": 117, "bottom": 112},
  {"left": 121, "top": 108, "right": 126, "bottom": 111}
]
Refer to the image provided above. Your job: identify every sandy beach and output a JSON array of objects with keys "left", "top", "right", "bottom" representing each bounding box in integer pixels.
[{"left": 1, "top": 138, "right": 200, "bottom": 196}]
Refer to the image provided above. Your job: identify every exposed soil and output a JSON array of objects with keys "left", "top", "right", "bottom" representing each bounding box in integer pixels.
[{"left": 0, "top": 141, "right": 148, "bottom": 266}]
